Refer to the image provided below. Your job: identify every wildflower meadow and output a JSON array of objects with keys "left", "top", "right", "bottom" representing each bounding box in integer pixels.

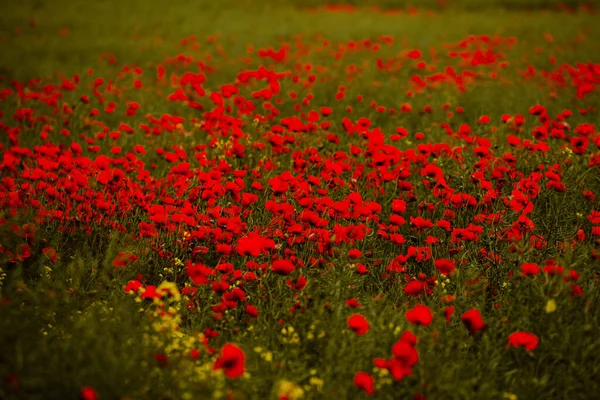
[{"left": 1, "top": 0, "right": 599, "bottom": 399}]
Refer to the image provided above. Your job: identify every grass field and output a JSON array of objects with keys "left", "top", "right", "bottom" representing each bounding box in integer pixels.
[{"left": 1, "top": 1, "right": 600, "bottom": 399}]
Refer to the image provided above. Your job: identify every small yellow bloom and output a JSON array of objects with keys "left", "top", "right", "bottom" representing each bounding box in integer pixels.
[
  {"left": 277, "top": 380, "right": 304, "bottom": 400},
  {"left": 309, "top": 376, "right": 324, "bottom": 390},
  {"left": 545, "top": 299, "right": 557, "bottom": 313}
]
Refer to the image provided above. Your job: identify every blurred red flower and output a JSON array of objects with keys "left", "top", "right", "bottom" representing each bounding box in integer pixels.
[
  {"left": 112, "top": 251, "right": 138, "bottom": 268},
  {"left": 434, "top": 259, "right": 456, "bottom": 276},
  {"left": 507, "top": 331, "right": 539, "bottom": 351},
  {"left": 354, "top": 372, "right": 375, "bottom": 395},
  {"left": 214, "top": 343, "right": 245, "bottom": 378},
  {"left": 80, "top": 387, "right": 98, "bottom": 400},
  {"left": 348, "top": 314, "right": 370, "bottom": 335},
  {"left": 404, "top": 280, "right": 425, "bottom": 296},
  {"left": 462, "top": 308, "right": 487, "bottom": 335},
  {"left": 272, "top": 259, "right": 295, "bottom": 275},
  {"left": 405, "top": 304, "right": 433, "bottom": 326}
]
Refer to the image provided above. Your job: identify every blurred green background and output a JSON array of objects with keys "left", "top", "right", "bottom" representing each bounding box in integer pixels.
[{"left": 0, "top": 0, "right": 597, "bottom": 81}]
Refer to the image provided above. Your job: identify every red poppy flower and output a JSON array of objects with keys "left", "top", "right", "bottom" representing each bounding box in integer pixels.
[
  {"left": 387, "top": 330, "right": 420, "bottom": 377},
  {"left": 21, "top": 223, "right": 36, "bottom": 240},
  {"left": 272, "top": 259, "right": 295, "bottom": 275},
  {"left": 444, "top": 306, "right": 455, "bottom": 324},
  {"left": 124, "top": 280, "right": 143, "bottom": 293},
  {"left": 570, "top": 136, "right": 588, "bottom": 154},
  {"left": 348, "top": 249, "right": 362, "bottom": 259},
  {"left": 404, "top": 280, "right": 425, "bottom": 296},
  {"left": 405, "top": 304, "right": 433, "bottom": 326},
  {"left": 392, "top": 341, "right": 419, "bottom": 366},
  {"left": 320, "top": 107, "right": 333, "bottom": 116},
  {"left": 155, "top": 353, "right": 168, "bottom": 367},
  {"left": 348, "top": 314, "right": 370, "bottom": 335},
  {"left": 286, "top": 276, "right": 307, "bottom": 291},
  {"left": 507, "top": 135, "right": 522, "bottom": 147},
  {"left": 346, "top": 298, "right": 362, "bottom": 308},
  {"left": 237, "top": 233, "right": 275, "bottom": 257},
  {"left": 587, "top": 210, "right": 600, "bottom": 224},
  {"left": 213, "top": 343, "right": 245, "bottom": 378},
  {"left": 390, "top": 214, "right": 406, "bottom": 226},
  {"left": 434, "top": 259, "right": 456, "bottom": 276},
  {"left": 478, "top": 115, "right": 491, "bottom": 124},
  {"left": 507, "top": 331, "right": 539, "bottom": 351},
  {"left": 186, "top": 261, "right": 213, "bottom": 286},
  {"left": 80, "top": 387, "right": 98, "bottom": 400},
  {"left": 42, "top": 247, "right": 58, "bottom": 262},
  {"left": 408, "top": 49, "right": 421, "bottom": 59},
  {"left": 15, "top": 243, "right": 31, "bottom": 261},
  {"left": 355, "top": 264, "right": 369, "bottom": 274},
  {"left": 421, "top": 164, "right": 443, "bottom": 181},
  {"left": 112, "top": 251, "right": 138, "bottom": 268},
  {"left": 354, "top": 372, "right": 375, "bottom": 395},
  {"left": 521, "top": 263, "right": 541, "bottom": 277},
  {"left": 508, "top": 189, "right": 534, "bottom": 215},
  {"left": 410, "top": 216, "right": 434, "bottom": 231},
  {"left": 372, "top": 329, "right": 419, "bottom": 382},
  {"left": 391, "top": 199, "right": 407, "bottom": 213},
  {"left": 374, "top": 357, "right": 413, "bottom": 381},
  {"left": 397, "top": 330, "right": 418, "bottom": 347},
  {"left": 461, "top": 308, "right": 487, "bottom": 335},
  {"left": 390, "top": 233, "right": 406, "bottom": 245}
]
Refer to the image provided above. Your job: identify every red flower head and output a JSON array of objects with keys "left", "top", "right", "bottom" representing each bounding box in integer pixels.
[
  {"left": 80, "top": 387, "right": 98, "bottom": 400},
  {"left": 348, "top": 314, "right": 370, "bottom": 335},
  {"left": 391, "top": 199, "right": 407, "bottom": 213},
  {"left": 237, "top": 233, "right": 275, "bottom": 257},
  {"left": 112, "top": 251, "right": 138, "bottom": 268},
  {"left": 354, "top": 372, "right": 375, "bottom": 395},
  {"left": 272, "top": 259, "right": 295, "bottom": 275},
  {"left": 521, "top": 263, "right": 541, "bottom": 277},
  {"left": 404, "top": 280, "right": 425, "bottom": 296},
  {"left": 346, "top": 298, "right": 362, "bottom": 308},
  {"left": 398, "top": 330, "right": 417, "bottom": 346},
  {"left": 373, "top": 330, "right": 420, "bottom": 381},
  {"left": 405, "top": 304, "right": 433, "bottom": 326},
  {"left": 434, "top": 259, "right": 456, "bottom": 276},
  {"left": 42, "top": 247, "right": 58, "bottom": 263},
  {"left": 320, "top": 107, "right": 333, "bottom": 116},
  {"left": 444, "top": 306, "right": 455, "bottom": 324},
  {"left": 245, "top": 304, "right": 259, "bottom": 317},
  {"left": 478, "top": 115, "right": 491, "bottom": 125},
  {"left": 392, "top": 341, "right": 419, "bottom": 366},
  {"left": 507, "top": 331, "right": 539, "bottom": 351},
  {"left": 348, "top": 249, "right": 363, "bottom": 259},
  {"left": 461, "top": 308, "right": 487, "bottom": 335},
  {"left": 213, "top": 343, "right": 245, "bottom": 378},
  {"left": 410, "top": 216, "right": 434, "bottom": 231}
]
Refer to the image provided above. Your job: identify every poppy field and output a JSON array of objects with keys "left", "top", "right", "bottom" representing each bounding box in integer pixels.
[{"left": 1, "top": 0, "right": 600, "bottom": 399}]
